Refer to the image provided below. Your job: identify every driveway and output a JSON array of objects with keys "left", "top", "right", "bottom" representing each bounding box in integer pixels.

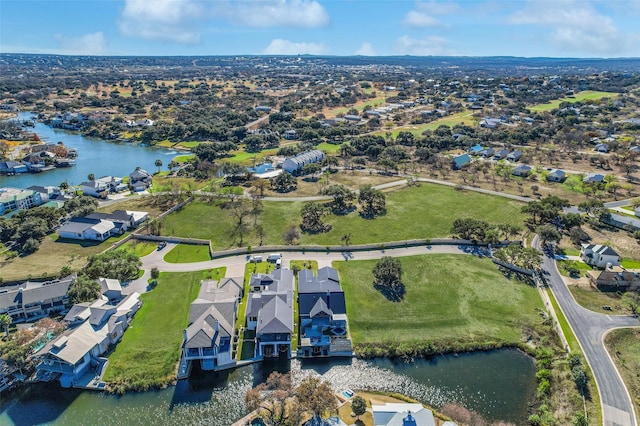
[{"left": 536, "top": 236, "right": 639, "bottom": 426}]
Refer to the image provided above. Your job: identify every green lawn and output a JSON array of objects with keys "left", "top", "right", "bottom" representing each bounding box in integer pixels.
[
  {"left": 333, "top": 254, "right": 543, "bottom": 348},
  {"left": 116, "top": 240, "right": 157, "bottom": 258},
  {"left": 604, "top": 328, "right": 640, "bottom": 420},
  {"left": 556, "top": 259, "right": 592, "bottom": 277},
  {"left": 163, "top": 243, "right": 211, "bottom": 263},
  {"left": 163, "top": 182, "right": 525, "bottom": 250},
  {"left": 546, "top": 288, "right": 579, "bottom": 352},
  {"left": 567, "top": 284, "right": 625, "bottom": 315},
  {"left": 290, "top": 260, "right": 318, "bottom": 272},
  {"left": 528, "top": 91, "right": 618, "bottom": 112},
  {"left": 103, "top": 271, "right": 204, "bottom": 391},
  {"left": 226, "top": 148, "right": 279, "bottom": 165},
  {"left": 316, "top": 142, "right": 342, "bottom": 154},
  {"left": 621, "top": 258, "right": 640, "bottom": 269}
]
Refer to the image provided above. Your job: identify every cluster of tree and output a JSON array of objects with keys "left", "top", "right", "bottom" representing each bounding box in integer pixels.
[
  {"left": 358, "top": 185, "right": 386, "bottom": 218},
  {"left": 450, "top": 218, "right": 521, "bottom": 243},
  {"left": 270, "top": 173, "right": 298, "bottom": 193},
  {"left": 244, "top": 133, "right": 280, "bottom": 153},
  {"left": 300, "top": 202, "right": 331, "bottom": 234},
  {"left": 521, "top": 196, "right": 570, "bottom": 226},
  {"left": 493, "top": 244, "right": 543, "bottom": 270},
  {"left": 244, "top": 372, "right": 337, "bottom": 426},
  {"left": 193, "top": 141, "right": 238, "bottom": 162},
  {"left": 84, "top": 250, "right": 142, "bottom": 283}
]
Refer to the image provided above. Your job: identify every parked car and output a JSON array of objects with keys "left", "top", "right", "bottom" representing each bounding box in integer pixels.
[{"left": 157, "top": 241, "right": 167, "bottom": 250}]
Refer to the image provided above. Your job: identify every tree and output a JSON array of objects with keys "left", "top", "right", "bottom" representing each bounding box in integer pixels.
[
  {"left": 300, "top": 202, "right": 330, "bottom": 233},
  {"left": 578, "top": 199, "right": 609, "bottom": 221},
  {"left": 451, "top": 218, "right": 490, "bottom": 241},
  {"left": 255, "top": 224, "right": 267, "bottom": 246},
  {"left": 283, "top": 224, "right": 300, "bottom": 245},
  {"left": 59, "top": 181, "right": 69, "bottom": 191},
  {"left": 245, "top": 372, "right": 302, "bottom": 426},
  {"left": 351, "top": 395, "right": 367, "bottom": 420},
  {"left": 341, "top": 233, "right": 352, "bottom": 246},
  {"left": 0, "top": 313, "right": 12, "bottom": 337},
  {"left": 270, "top": 173, "right": 297, "bottom": 193},
  {"left": 67, "top": 275, "right": 101, "bottom": 304},
  {"left": 85, "top": 250, "right": 141, "bottom": 282},
  {"left": 302, "top": 162, "right": 322, "bottom": 178},
  {"left": 154, "top": 159, "right": 163, "bottom": 173},
  {"left": 295, "top": 376, "right": 338, "bottom": 417},
  {"left": 251, "top": 179, "right": 270, "bottom": 197},
  {"left": 322, "top": 184, "right": 356, "bottom": 213},
  {"left": 150, "top": 267, "right": 160, "bottom": 280},
  {"left": 373, "top": 256, "right": 404, "bottom": 301},
  {"left": 358, "top": 184, "right": 386, "bottom": 218},
  {"left": 493, "top": 245, "right": 543, "bottom": 270},
  {"left": 536, "top": 224, "right": 562, "bottom": 247},
  {"left": 88, "top": 173, "right": 95, "bottom": 181}
]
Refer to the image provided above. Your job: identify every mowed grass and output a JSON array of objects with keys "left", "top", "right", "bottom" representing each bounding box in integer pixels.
[
  {"left": 334, "top": 254, "right": 543, "bottom": 345},
  {"left": 163, "top": 183, "right": 525, "bottom": 249},
  {"left": 605, "top": 328, "right": 640, "bottom": 420},
  {"left": 163, "top": 243, "right": 211, "bottom": 263},
  {"left": 103, "top": 271, "right": 203, "bottom": 390},
  {"left": 373, "top": 111, "right": 478, "bottom": 138},
  {"left": 528, "top": 91, "right": 618, "bottom": 112}
]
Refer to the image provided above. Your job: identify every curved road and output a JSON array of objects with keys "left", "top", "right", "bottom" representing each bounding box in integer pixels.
[{"left": 535, "top": 236, "right": 639, "bottom": 426}]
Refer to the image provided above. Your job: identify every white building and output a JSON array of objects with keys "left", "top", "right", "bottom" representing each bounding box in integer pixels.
[
  {"left": 281, "top": 150, "right": 325, "bottom": 174},
  {"left": 580, "top": 244, "right": 621, "bottom": 268}
]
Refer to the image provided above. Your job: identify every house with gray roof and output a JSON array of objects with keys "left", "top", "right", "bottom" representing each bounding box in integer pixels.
[
  {"left": 35, "top": 291, "right": 142, "bottom": 388},
  {"left": 297, "top": 267, "right": 352, "bottom": 358},
  {"left": 180, "top": 277, "right": 243, "bottom": 375},
  {"left": 58, "top": 217, "right": 118, "bottom": 241},
  {"left": 245, "top": 269, "right": 294, "bottom": 358},
  {"left": 546, "top": 169, "right": 566, "bottom": 183},
  {"left": 281, "top": 150, "right": 325, "bottom": 174},
  {"left": 372, "top": 402, "right": 436, "bottom": 426},
  {"left": 580, "top": 244, "right": 620, "bottom": 268},
  {"left": 0, "top": 275, "right": 76, "bottom": 323}
]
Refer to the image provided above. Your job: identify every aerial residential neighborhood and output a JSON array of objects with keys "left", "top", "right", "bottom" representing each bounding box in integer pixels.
[{"left": 1, "top": 50, "right": 640, "bottom": 426}]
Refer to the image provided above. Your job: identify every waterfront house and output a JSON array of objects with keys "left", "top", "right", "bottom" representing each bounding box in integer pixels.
[
  {"left": 245, "top": 269, "right": 294, "bottom": 358},
  {"left": 79, "top": 180, "right": 109, "bottom": 198},
  {"left": 180, "top": 277, "right": 243, "bottom": 374},
  {"left": 36, "top": 292, "right": 142, "bottom": 388},
  {"left": 281, "top": 150, "right": 325, "bottom": 174},
  {"left": 0, "top": 187, "right": 43, "bottom": 215},
  {"left": 297, "top": 267, "right": 352, "bottom": 358},
  {"left": 372, "top": 402, "right": 436, "bottom": 426},
  {"left": 546, "top": 169, "right": 566, "bottom": 183},
  {"left": 85, "top": 210, "right": 148, "bottom": 228},
  {"left": 580, "top": 244, "right": 620, "bottom": 268},
  {"left": 129, "top": 168, "right": 152, "bottom": 191},
  {"left": 0, "top": 161, "right": 28, "bottom": 174},
  {"left": 0, "top": 275, "right": 76, "bottom": 323}
]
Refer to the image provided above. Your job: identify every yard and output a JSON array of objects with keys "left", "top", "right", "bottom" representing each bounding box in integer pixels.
[
  {"left": 162, "top": 182, "right": 525, "bottom": 250},
  {"left": 103, "top": 270, "right": 219, "bottom": 392},
  {"left": 528, "top": 91, "right": 618, "bottom": 112},
  {"left": 566, "top": 282, "right": 626, "bottom": 315},
  {"left": 163, "top": 243, "right": 211, "bottom": 263},
  {"left": 333, "top": 254, "right": 544, "bottom": 350}
]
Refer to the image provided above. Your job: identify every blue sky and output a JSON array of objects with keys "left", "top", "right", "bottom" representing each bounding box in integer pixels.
[{"left": 2, "top": 0, "right": 640, "bottom": 57}]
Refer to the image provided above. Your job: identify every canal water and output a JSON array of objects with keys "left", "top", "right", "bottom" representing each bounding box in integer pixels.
[
  {"left": 0, "top": 349, "right": 536, "bottom": 425},
  {"left": 0, "top": 113, "right": 179, "bottom": 189}
]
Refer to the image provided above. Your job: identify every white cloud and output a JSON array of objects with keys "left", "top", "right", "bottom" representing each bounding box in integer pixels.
[
  {"left": 264, "top": 39, "right": 328, "bottom": 55},
  {"left": 509, "top": 0, "right": 629, "bottom": 54},
  {"left": 231, "top": 1, "right": 329, "bottom": 28},
  {"left": 356, "top": 42, "right": 377, "bottom": 56},
  {"left": 54, "top": 32, "right": 108, "bottom": 55},
  {"left": 119, "top": 0, "right": 204, "bottom": 43},
  {"left": 403, "top": 1, "right": 459, "bottom": 28},
  {"left": 118, "top": 0, "right": 329, "bottom": 44},
  {"left": 395, "top": 35, "right": 456, "bottom": 56}
]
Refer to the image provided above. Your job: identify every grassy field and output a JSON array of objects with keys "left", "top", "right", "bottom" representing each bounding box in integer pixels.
[
  {"left": 290, "top": 259, "right": 318, "bottom": 272},
  {"left": 0, "top": 233, "right": 127, "bottom": 282},
  {"left": 163, "top": 243, "right": 211, "bottom": 263},
  {"left": 116, "top": 240, "right": 157, "bottom": 258},
  {"left": 373, "top": 111, "right": 478, "bottom": 138},
  {"left": 316, "top": 142, "right": 342, "bottom": 154},
  {"left": 567, "top": 284, "right": 625, "bottom": 315},
  {"left": 604, "top": 328, "right": 640, "bottom": 421},
  {"left": 622, "top": 258, "right": 640, "bottom": 269},
  {"left": 163, "top": 183, "right": 525, "bottom": 250},
  {"left": 226, "top": 148, "right": 279, "bottom": 165},
  {"left": 103, "top": 271, "right": 203, "bottom": 391},
  {"left": 333, "top": 254, "right": 543, "bottom": 347},
  {"left": 528, "top": 91, "right": 618, "bottom": 112}
]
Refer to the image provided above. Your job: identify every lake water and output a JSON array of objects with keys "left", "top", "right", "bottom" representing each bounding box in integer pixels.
[
  {"left": 0, "top": 113, "right": 179, "bottom": 189},
  {"left": 0, "top": 349, "right": 536, "bottom": 425}
]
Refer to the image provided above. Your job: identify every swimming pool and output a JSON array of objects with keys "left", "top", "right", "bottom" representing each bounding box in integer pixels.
[{"left": 247, "top": 163, "right": 275, "bottom": 174}]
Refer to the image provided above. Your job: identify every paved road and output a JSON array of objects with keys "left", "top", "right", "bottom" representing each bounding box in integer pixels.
[{"left": 536, "top": 236, "right": 639, "bottom": 426}]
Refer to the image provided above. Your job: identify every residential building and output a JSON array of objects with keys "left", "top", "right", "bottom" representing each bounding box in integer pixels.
[
  {"left": 372, "top": 402, "right": 436, "bottom": 426},
  {"left": 546, "top": 169, "right": 566, "bottom": 183},
  {"left": 343, "top": 115, "right": 361, "bottom": 122},
  {"left": 479, "top": 148, "right": 495, "bottom": 158},
  {"left": 297, "top": 267, "right": 352, "bottom": 358},
  {"left": 255, "top": 105, "right": 272, "bottom": 112},
  {"left": 129, "top": 168, "right": 152, "bottom": 191},
  {"left": 80, "top": 176, "right": 126, "bottom": 198},
  {"left": 58, "top": 218, "right": 119, "bottom": 241},
  {"left": 281, "top": 150, "right": 325, "bottom": 174},
  {"left": 512, "top": 165, "right": 531, "bottom": 177},
  {"left": 0, "top": 187, "right": 43, "bottom": 215},
  {"left": 36, "top": 291, "right": 142, "bottom": 388},
  {"left": 451, "top": 154, "right": 471, "bottom": 170},
  {"left": 588, "top": 267, "right": 640, "bottom": 292},
  {"left": 583, "top": 173, "right": 604, "bottom": 184},
  {"left": 85, "top": 210, "right": 148, "bottom": 228},
  {"left": 0, "top": 275, "right": 76, "bottom": 323},
  {"left": 180, "top": 277, "right": 243, "bottom": 374},
  {"left": 98, "top": 278, "right": 122, "bottom": 302},
  {"left": 492, "top": 149, "right": 509, "bottom": 160},
  {"left": 245, "top": 269, "right": 294, "bottom": 358},
  {"left": 594, "top": 143, "right": 610, "bottom": 153},
  {"left": 0, "top": 161, "right": 28, "bottom": 174},
  {"left": 506, "top": 150, "right": 523, "bottom": 162},
  {"left": 283, "top": 129, "right": 299, "bottom": 140},
  {"left": 580, "top": 244, "right": 621, "bottom": 268}
]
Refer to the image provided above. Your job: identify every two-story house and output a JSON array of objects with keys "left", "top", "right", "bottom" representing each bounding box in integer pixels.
[{"left": 580, "top": 244, "right": 621, "bottom": 269}]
